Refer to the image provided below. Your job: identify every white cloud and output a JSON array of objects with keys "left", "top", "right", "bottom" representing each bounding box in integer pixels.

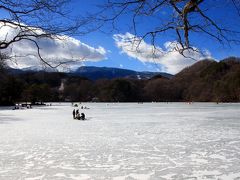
[
  {"left": 113, "top": 32, "right": 212, "bottom": 74},
  {"left": 0, "top": 22, "right": 107, "bottom": 70}
]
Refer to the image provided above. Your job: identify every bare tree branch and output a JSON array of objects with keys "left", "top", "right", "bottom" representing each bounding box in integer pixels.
[
  {"left": 86, "top": 0, "right": 240, "bottom": 56},
  {"left": 0, "top": 0, "right": 87, "bottom": 68}
]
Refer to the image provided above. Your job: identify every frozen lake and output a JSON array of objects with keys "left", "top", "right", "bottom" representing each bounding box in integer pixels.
[{"left": 0, "top": 103, "right": 240, "bottom": 180}]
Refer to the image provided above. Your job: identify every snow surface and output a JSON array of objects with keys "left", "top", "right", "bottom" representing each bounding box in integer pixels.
[{"left": 0, "top": 103, "right": 240, "bottom": 180}]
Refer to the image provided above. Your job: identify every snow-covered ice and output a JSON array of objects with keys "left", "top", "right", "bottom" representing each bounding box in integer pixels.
[{"left": 0, "top": 103, "right": 240, "bottom": 180}]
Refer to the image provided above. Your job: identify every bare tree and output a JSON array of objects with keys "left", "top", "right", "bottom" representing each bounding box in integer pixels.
[
  {"left": 87, "top": 0, "right": 240, "bottom": 55},
  {"left": 0, "top": 0, "right": 86, "bottom": 68}
]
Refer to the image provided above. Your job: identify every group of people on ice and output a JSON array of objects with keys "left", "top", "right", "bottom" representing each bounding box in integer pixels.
[{"left": 72, "top": 109, "right": 85, "bottom": 120}]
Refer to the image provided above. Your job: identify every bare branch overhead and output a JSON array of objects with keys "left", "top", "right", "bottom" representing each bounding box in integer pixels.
[
  {"left": 0, "top": 0, "right": 87, "bottom": 67},
  {"left": 87, "top": 0, "right": 240, "bottom": 55}
]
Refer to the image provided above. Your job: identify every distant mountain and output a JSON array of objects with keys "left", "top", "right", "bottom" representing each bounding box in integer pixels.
[
  {"left": 7, "top": 66, "right": 57, "bottom": 74},
  {"left": 71, "top": 66, "right": 172, "bottom": 80},
  {"left": 7, "top": 68, "right": 25, "bottom": 74},
  {"left": 7, "top": 66, "right": 172, "bottom": 80}
]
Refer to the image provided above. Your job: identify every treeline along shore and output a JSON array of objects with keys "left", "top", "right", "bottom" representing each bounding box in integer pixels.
[{"left": 0, "top": 57, "right": 240, "bottom": 105}]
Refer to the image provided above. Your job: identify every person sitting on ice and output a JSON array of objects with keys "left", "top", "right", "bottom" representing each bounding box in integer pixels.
[
  {"left": 76, "top": 112, "right": 81, "bottom": 120},
  {"left": 80, "top": 113, "right": 85, "bottom": 120}
]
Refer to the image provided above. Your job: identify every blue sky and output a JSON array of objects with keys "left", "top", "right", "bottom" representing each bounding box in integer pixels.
[
  {"left": 1, "top": 0, "right": 240, "bottom": 74},
  {"left": 70, "top": 0, "right": 240, "bottom": 72}
]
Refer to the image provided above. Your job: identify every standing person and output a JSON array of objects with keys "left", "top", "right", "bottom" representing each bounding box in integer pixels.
[
  {"left": 72, "top": 109, "right": 76, "bottom": 119},
  {"left": 76, "top": 109, "right": 80, "bottom": 119}
]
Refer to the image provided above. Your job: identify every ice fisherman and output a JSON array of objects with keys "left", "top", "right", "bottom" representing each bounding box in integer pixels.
[
  {"left": 76, "top": 112, "right": 80, "bottom": 120},
  {"left": 81, "top": 113, "right": 85, "bottom": 120},
  {"left": 75, "top": 112, "right": 86, "bottom": 120}
]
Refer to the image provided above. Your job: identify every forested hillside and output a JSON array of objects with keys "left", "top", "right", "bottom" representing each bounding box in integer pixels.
[{"left": 0, "top": 57, "right": 239, "bottom": 105}]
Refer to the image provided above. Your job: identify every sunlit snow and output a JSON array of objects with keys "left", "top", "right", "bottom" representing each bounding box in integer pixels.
[{"left": 0, "top": 103, "right": 240, "bottom": 179}]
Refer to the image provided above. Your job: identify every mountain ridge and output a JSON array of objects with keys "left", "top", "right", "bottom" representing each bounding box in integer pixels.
[
  {"left": 8, "top": 66, "right": 173, "bottom": 80},
  {"left": 71, "top": 66, "right": 173, "bottom": 80}
]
